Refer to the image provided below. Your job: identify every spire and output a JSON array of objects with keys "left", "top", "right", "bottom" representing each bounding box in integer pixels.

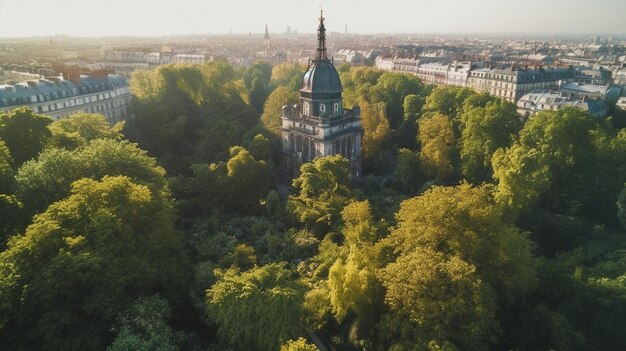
[
  {"left": 316, "top": 8, "right": 327, "bottom": 61},
  {"left": 264, "top": 24, "right": 270, "bottom": 40}
]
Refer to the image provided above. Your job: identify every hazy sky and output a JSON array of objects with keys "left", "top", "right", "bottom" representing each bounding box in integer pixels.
[{"left": 1, "top": 0, "right": 625, "bottom": 37}]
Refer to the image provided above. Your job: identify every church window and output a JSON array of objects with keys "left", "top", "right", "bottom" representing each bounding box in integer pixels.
[
  {"left": 334, "top": 102, "right": 339, "bottom": 115},
  {"left": 320, "top": 103, "right": 326, "bottom": 114},
  {"left": 304, "top": 102, "right": 310, "bottom": 116}
]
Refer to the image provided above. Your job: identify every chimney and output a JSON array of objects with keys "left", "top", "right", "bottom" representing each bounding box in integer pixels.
[{"left": 62, "top": 71, "right": 81, "bottom": 84}]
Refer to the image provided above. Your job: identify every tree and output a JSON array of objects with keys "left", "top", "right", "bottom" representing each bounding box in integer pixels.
[
  {"left": 108, "top": 295, "right": 180, "bottom": 351},
  {"left": 328, "top": 201, "right": 383, "bottom": 325},
  {"left": 0, "top": 107, "right": 52, "bottom": 167},
  {"left": 418, "top": 113, "right": 456, "bottom": 182},
  {"left": 288, "top": 155, "right": 353, "bottom": 232},
  {"left": 370, "top": 72, "right": 423, "bottom": 129},
  {"left": 271, "top": 63, "right": 305, "bottom": 90},
  {"left": 243, "top": 62, "right": 273, "bottom": 113},
  {"left": 0, "top": 176, "right": 190, "bottom": 350},
  {"left": 128, "top": 62, "right": 256, "bottom": 174},
  {"left": 388, "top": 183, "right": 537, "bottom": 302},
  {"left": 617, "top": 186, "right": 626, "bottom": 229},
  {"left": 423, "top": 86, "right": 475, "bottom": 120},
  {"left": 491, "top": 146, "right": 550, "bottom": 217},
  {"left": 225, "top": 146, "right": 270, "bottom": 211},
  {"left": 379, "top": 247, "right": 498, "bottom": 350},
  {"left": 0, "top": 139, "right": 13, "bottom": 194},
  {"left": 244, "top": 133, "right": 272, "bottom": 162},
  {"left": 339, "top": 67, "right": 383, "bottom": 107},
  {"left": 378, "top": 184, "right": 538, "bottom": 349},
  {"left": 16, "top": 138, "right": 167, "bottom": 220},
  {"left": 0, "top": 141, "right": 21, "bottom": 240},
  {"left": 403, "top": 94, "right": 424, "bottom": 122},
  {"left": 206, "top": 263, "right": 305, "bottom": 351},
  {"left": 395, "top": 148, "right": 422, "bottom": 193},
  {"left": 48, "top": 113, "right": 123, "bottom": 150},
  {"left": 260, "top": 86, "right": 299, "bottom": 136},
  {"left": 397, "top": 94, "right": 424, "bottom": 149},
  {"left": 492, "top": 108, "right": 600, "bottom": 217},
  {"left": 280, "top": 338, "right": 320, "bottom": 351},
  {"left": 360, "top": 99, "right": 391, "bottom": 172},
  {"left": 459, "top": 99, "right": 522, "bottom": 184}
]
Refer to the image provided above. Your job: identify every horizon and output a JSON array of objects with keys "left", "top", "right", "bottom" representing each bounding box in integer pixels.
[{"left": 1, "top": 0, "right": 625, "bottom": 38}]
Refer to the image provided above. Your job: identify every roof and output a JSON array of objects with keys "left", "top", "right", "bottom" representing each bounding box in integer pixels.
[
  {"left": 560, "top": 81, "right": 608, "bottom": 94},
  {"left": 0, "top": 74, "right": 128, "bottom": 108},
  {"left": 300, "top": 60, "right": 342, "bottom": 94},
  {"left": 517, "top": 90, "right": 607, "bottom": 117}
]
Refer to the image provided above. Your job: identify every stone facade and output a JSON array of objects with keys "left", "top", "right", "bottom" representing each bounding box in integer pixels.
[
  {"left": 281, "top": 11, "right": 362, "bottom": 178},
  {"left": 0, "top": 71, "right": 131, "bottom": 123}
]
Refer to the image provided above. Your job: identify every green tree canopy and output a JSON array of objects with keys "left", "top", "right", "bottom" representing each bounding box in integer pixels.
[
  {"left": 48, "top": 113, "right": 123, "bottom": 150},
  {"left": 0, "top": 176, "right": 189, "bottom": 350},
  {"left": 242, "top": 62, "right": 273, "bottom": 113},
  {"left": 418, "top": 113, "right": 457, "bottom": 182},
  {"left": 492, "top": 108, "right": 605, "bottom": 218},
  {"left": 618, "top": 186, "right": 626, "bottom": 229},
  {"left": 288, "top": 155, "right": 353, "bottom": 232},
  {"left": 360, "top": 99, "right": 391, "bottom": 172},
  {"left": 260, "top": 86, "right": 299, "bottom": 136},
  {"left": 280, "top": 337, "right": 320, "bottom": 351},
  {"left": 16, "top": 138, "right": 167, "bottom": 220},
  {"left": 423, "top": 86, "right": 475, "bottom": 120},
  {"left": 0, "top": 107, "right": 52, "bottom": 167},
  {"left": 271, "top": 63, "right": 305, "bottom": 90},
  {"left": 225, "top": 146, "right": 270, "bottom": 210},
  {"left": 459, "top": 99, "right": 522, "bottom": 183},
  {"left": 328, "top": 201, "right": 383, "bottom": 326},
  {"left": 388, "top": 183, "right": 537, "bottom": 302},
  {"left": 170, "top": 145, "right": 270, "bottom": 217},
  {"left": 206, "top": 263, "right": 305, "bottom": 351},
  {"left": 395, "top": 148, "right": 422, "bottom": 193},
  {"left": 397, "top": 94, "right": 424, "bottom": 149},
  {"left": 128, "top": 61, "right": 256, "bottom": 174},
  {"left": 0, "top": 140, "right": 14, "bottom": 194},
  {"left": 107, "top": 295, "right": 181, "bottom": 351},
  {"left": 370, "top": 72, "right": 424, "bottom": 129},
  {"left": 379, "top": 247, "right": 499, "bottom": 350},
  {"left": 0, "top": 140, "right": 22, "bottom": 242}
]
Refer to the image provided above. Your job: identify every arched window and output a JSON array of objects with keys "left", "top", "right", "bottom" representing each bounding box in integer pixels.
[
  {"left": 334, "top": 102, "right": 339, "bottom": 115},
  {"left": 319, "top": 103, "right": 326, "bottom": 114},
  {"left": 304, "top": 102, "right": 310, "bottom": 116}
]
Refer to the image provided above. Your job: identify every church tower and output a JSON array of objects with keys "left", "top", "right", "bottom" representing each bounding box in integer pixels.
[
  {"left": 264, "top": 24, "right": 271, "bottom": 48},
  {"left": 281, "top": 10, "right": 362, "bottom": 178}
]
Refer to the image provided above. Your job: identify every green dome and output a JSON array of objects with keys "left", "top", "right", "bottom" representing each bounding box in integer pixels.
[{"left": 300, "top": 60, "right": 342, "bottom": 95}]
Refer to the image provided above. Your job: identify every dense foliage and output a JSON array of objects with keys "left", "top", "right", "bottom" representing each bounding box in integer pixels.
[{"left": 1, "top": 62, "right": 626, "bottom": 351}]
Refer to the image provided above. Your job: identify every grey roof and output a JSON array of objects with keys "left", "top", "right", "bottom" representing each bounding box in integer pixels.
[
  {"left": 517, "top": 90, "right": 607, "bottom": 117},
  {"left": 300, "top": 60, "right": 342, "bottom": 94},
  {"left": 0, "top": 75, "right": 128, "bottom": 108}
]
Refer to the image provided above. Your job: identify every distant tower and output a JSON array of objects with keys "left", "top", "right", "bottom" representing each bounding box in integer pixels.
[
  {"left": 264, "top": 24, "right": 271, "bottom": 47},
  {"left": 281, "top": 9, "right": 362, "bottom": 178}
]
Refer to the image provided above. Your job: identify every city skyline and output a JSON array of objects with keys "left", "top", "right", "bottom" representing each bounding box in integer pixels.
[{"left": 1, "top": 0, "right": 626, "bottom": 38}]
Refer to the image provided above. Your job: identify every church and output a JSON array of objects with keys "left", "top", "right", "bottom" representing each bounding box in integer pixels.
[{"left": 281, "top": 11, "right": 362, "bottom": 178}]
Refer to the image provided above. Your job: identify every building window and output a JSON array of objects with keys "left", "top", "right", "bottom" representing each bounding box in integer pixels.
[
  {"left": 320, "top": 103, "right": 326, "bottom": 114},
  {"left": 334, "top": 102, "right": 339, "bottom": 115},
  {"left": 304, "top": 102, "right": 309, "bottom": 116}
]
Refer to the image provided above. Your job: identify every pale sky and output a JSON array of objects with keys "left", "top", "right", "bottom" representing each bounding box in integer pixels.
[{"left": 0, "top": 0, "right": 625, "bottom": 37}]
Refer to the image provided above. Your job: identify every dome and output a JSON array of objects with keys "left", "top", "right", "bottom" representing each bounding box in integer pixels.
[{"left": 300, "top": 60, "right": 342, "bottom": 94}]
